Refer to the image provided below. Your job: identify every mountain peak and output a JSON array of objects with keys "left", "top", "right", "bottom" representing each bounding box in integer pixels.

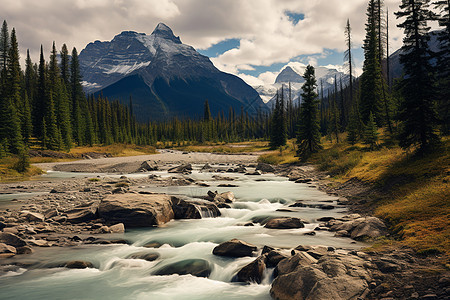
[{"left": 151, "top": 23, "right": 181, "bottom": 44}]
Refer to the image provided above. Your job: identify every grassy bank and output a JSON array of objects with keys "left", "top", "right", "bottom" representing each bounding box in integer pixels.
[
  {"left": 174, "top": 141, "right": 271, "bottom": 154},
  {"left": 1, "top": 144, "right": 157, "bottom": 182},
  {"left": 0, "top": 156, "right": 44, "bottom": 182},
  {"left": 260, "top": 137, "right": 450, "bottom": 257}
]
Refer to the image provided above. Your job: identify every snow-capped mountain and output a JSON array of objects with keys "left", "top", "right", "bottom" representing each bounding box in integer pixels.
[
  {"left": 254, "top": 64, "right": 349, "bottom": 109},
  {"left": 79, "top": 23, "right": 267, "bottom": 121}
]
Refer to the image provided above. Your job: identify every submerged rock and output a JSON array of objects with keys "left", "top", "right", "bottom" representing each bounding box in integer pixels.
[
  {"left": 265, "top": 217, "right": 305, "bottom": 229},
  {"left": 213, "top": 239, "right": 257, "bottom": 257},
  {"left": 65, "top": 261, "right": 94, "bottom": 269},
  {"left": 127, "top": 251, "right": 159, "bottom": 262},
  {"left": 98, "top": 194, "right": 174, "bottom": 227},
  {"left": 154, "top": 259, "right": 211, "bottom": 277}
]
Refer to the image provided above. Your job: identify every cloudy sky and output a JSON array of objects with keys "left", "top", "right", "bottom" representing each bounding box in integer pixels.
[{"left": 3, "top": 0, "right": 406, "bottom": 86}]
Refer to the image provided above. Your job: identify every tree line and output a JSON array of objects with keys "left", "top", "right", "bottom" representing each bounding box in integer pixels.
[
  {"left": 270, "top": 0, "right": 449, "bottom": 158},
  {"left": 0, "top": 20, "right": 274, "bottom": 162}
]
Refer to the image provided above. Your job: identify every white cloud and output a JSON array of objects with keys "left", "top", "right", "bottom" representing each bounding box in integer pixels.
[{"left": 2, "top": 0, "right": 407, "bottom": 75}]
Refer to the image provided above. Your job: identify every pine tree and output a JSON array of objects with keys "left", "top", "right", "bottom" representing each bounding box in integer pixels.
[
  {"left": 360, "top": 0, "right": 384, "bottom": 125},
  {"left": 0, "top": 21, "right": 9, "bottom": 93},
  {"left": 269, "top": 88, "right": 287, "bottom": 149},
  {"left": 70, "top": 48, "right": 85, "bottom": 145},
  {"left": 344, "top": 19, "right": 354, "bottom": 107},
  {"left": 60, "top": 44, "right": 70, "bottom": 87},
  {"left": 363, "top": 112, "right": 379, "bottom": 149},
  {"left": 396, "top": 0, "right": 440, "bottom": 152},
  {"left": 35, "top": 45, "right": 46, "bottom": 138},
  {"left": 434, "top": 0, "right": 450, "bottom": 134},
  {"left": 296, "top": 65, "right": 322, "bottom": 159},
  {"left": 203, "top": 99, "right": 211, "bottom": 121},
  {"left": 347, "top": 106, "right": 359, "bottom": 145}
]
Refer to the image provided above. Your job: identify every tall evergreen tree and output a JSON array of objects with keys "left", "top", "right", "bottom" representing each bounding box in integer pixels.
[
  {"left": 296, "top": 65, "right": 322, "bottom": 159},
  {"left": 360, "top": 0, "right": 384, "bottom": 125},
  {"left": 203, "top": 99, "right": 211, "bottom": 121},
  {"left": 0, "top": 21, "right": 9, "bottom": 95},
  {"left": 363, "top": 111, "right": 379, "bottom": 149},
  {"left": 35, "top": 45, "right": 46, "bottom": 138},
  {"left": 344, "top": 19, "right": 354, "bottom": 107},
  {"left": 60, "top": 44, "right": 70, "bottom": 87},
  {"left": 396, "top": 0, "right": 440, "bottom": 152},
  {"left": 434, "top": 0, "right": 450, "bottom": 134},
  {"left": 269, "top": 89, "right": 287, "bottom": 149},
  {"left": 70, "top": 47, "right": 84, "bottom": 145}
]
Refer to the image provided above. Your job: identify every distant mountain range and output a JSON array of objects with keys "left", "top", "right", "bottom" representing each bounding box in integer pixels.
[
  {"left": 79, "top": 23, "right": 268, "bottom": 121},
  {"left": 254, "top": 64, "right": 349, "bottom": 109}
]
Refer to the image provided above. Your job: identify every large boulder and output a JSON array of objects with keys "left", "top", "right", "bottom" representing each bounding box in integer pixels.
[
  {"left": 266, "top": 250, "right": 290, "bottom": 268},
  {"left": 329, "top": 216, "right": 387, "bottom": 241},
  {"left": 140, "top": 160, "right": 158, "bottom": 171},
  {"left": 0, "top": 232, "right": 27, "bottom": 248},
  {"left": 265, "top": 217, "right": 305, "bottom": 229},
  {"left": 154, "top": 259, "right": 211, "bottom": 277},
  {"left": 171, "top": 197, "right": 221, "bottom": 219},
  {"left": 213, "top": 239, "right": 257, "bottom": 257},
  {"left": 271, "top": 253, "right": 372, "bottom": 300},
  {"left": 256, "top": 162, "right": 275, "bottom": 173},
  {"left": 98, "top": 194, "right": 174, "bottom": 227},
  {"left": 66, "top": 205, "right": 98, "bottom": 223},
  {"left": 168, "top": 164, "right": 192, "bottom": 173},
  {"left": 236, "top": 255, "right": 266, "bottom": 283}
]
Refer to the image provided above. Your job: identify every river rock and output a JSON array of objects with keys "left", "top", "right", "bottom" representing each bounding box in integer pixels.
[
  {"left": 154, "top": 259, "right": 211, "bottom": 277},
  {"left": 20, "top": 210, "right": 45, "bottom": 222},
  {"left": 265, "top": 217, "right": 305, "bottom": 229},
  {"left": 65, "top": 260, "right": 94, "bottom": 269},
  {"left": 16, "top": 246, "right": 33, "bottom": 254},
  {"left": 66, "top": 205, "right": 98, "bottom": 223},
  {"left": 329, "top": 216, "right": 387, "bottom": 241},
  {"left": 245, "top": 170, "right": 261, "bottom": 176},
  {"left": 140, "top": 160, "right": 158, "bottom": 171},
  {"left": 109, "top": 223, "right": 125, "bottom": 233},
  {"left": 168, "top": 163, "right": 192, "bottom": 173},
  {"left": 171, "top": 197, "right": 221, "bottom": 219},
  {"left": 200, "top": 163, "right": 213, "bottom": 172},
  {"left": 271, "top": 253, "right": 372, "bottom": 300},
  {"left": 127, "top": 251, "right": 159, "bottom": 262},
  {"left": 0, "top": 242, "right": 16, "bottom": 255},
  {"left": 236, "top": 255, "right": 266, "bottom": 283},
  {"left": 256, "top": 163, "right": 275, "bottom": 173},
  {"left": 0, "top": 232, "right": 27, "bottom": 248},
  {"left": 266, "top": 250, "right": 290, "bottom": 268},
  {"left": 98, "top": 194, "right": 174, "bottom": 227},
  {"left": 43, "top": 208, "right": 59, "bottom": 219},
  {"left": 213, "top": 239, "right": 257, "bottom": 257}
]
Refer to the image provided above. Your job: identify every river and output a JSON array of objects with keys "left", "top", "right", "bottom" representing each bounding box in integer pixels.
[{"left": 0, "top": 165, "right": 365, "bottom": 300}]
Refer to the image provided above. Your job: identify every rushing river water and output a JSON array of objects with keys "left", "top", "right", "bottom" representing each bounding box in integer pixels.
[{"left": 0, "top": 165, "right": 365, "bottom": 300}]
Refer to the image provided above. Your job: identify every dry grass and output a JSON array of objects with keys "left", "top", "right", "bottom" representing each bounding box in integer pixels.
[
  {"left": 176, "top": 141, "right": 271, "bottom": 154},
  {"left": 0, "top": 157, "right": 44, "bottom": 182},
  {"left": 69, "top": 144, "right": 156, "bottom": 157},
  {"left": 257, "top": 140, "right": 299, "bottom": 165},
  {"left": 309, "top": 137, "right": 450, "bottom": 256}
]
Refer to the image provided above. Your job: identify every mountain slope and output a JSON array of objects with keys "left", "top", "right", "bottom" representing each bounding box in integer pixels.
[{"left": 79, "top": 23, "right": 267, "bottom": 121}]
